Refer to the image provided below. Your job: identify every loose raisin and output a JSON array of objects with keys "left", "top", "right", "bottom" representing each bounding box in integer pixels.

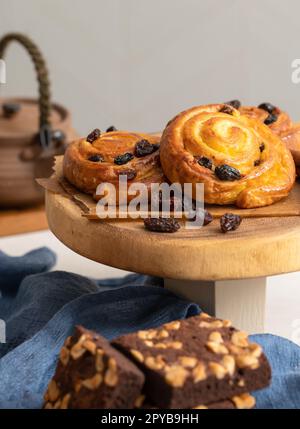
[
  {"left": 258, "top": 102, "right": 275, "bottom": 113},
  {"left": 135, "top": 139, "right": 159, "bottom": 157},
  {"left": 203, "top": 210, "right": 213, "bottom": 225},
  {"left": 87, "top": 128, "right": 101, "bottom": 143},
  {"left": 187, "top": 208, "right": 213, "bottom": 225},
  {"left": 224, "top": 100, "right": 241, "bottom": 109},
  {"left": 2, "top": 103, "right": 21, "bottom": 118},
  {"left": 219, "top": 105, "right": 234, "bottom": 115},
  {"left": 117, "top": 169, "right": 137, "bottom": 180},
  {"left": 114, "top": 152, "right": 134, "bottom": 165},
  {"left": 215, "top": 164, "right": 241, "bottom": 181},
  {"left": 254, "top": 159, "right": 260, "bottom": 166},
  {"left": 264, "top": 113, "right": 278, "bottom": 125},
  {"left": 144, "top": 217, "right": 180, "bottom": 233},
  {"left": 88, "top": 154, "right": 103, "bottom": 162},
  {"left": 220, "top": 213, "right": 242, "bottom": 233},
  {"left": 196, "top": 156, "right": 212, "bottom": 169},
  {"left": 106, "top": 125, "right": 117, "bottom": 132}
]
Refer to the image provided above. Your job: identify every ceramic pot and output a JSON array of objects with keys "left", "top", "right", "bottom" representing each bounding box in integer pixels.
[{"left": 0, "top": 33, "right": 78, "bottom": 208}]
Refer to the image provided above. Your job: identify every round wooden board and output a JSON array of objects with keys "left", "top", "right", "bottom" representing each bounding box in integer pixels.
[{"left": 46, "top": 190, "right": 300, "bottom": 281}]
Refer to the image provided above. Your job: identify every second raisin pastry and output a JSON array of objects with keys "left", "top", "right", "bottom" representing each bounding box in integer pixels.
[
  {"left": 279, "top": 123, "right": 300, "bottom": 172},
  {"left": 239, "top": 104, "right": 292, "bottom": 134},
  {"left": 229, "top": 100, "right": 300, "bottom": 170},
  {"left": 160, "top": 104, "right": 295, "bottom": 209},
  {"left": 63, "top": 130, "right": 165, "bottom": 203}
]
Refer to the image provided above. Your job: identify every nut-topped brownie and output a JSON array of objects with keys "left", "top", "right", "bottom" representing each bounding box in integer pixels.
[
  {"left": 137, "top": 392, "right": 256, "bottom": 409},
  {"left": 43, "top": 326, "right": 145, "bottom": 409},
  {"left": 113, "top": 314, "right": 271, "bottom": 408},
  {"left": 194, "top": 393, "right": 256, "bottom": 409}
]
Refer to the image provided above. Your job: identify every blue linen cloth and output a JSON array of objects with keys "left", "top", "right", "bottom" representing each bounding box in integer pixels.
[{"left": 0, "top": 247, "right": 299, "bottom": 409}]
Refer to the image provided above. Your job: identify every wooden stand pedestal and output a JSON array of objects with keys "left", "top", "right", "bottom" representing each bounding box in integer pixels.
[
  {"left": 46, "top": 190, "right": 300, "bottom": 334},
  {"left": 164, "top": 278, "right": 266, "bottom": 334}
]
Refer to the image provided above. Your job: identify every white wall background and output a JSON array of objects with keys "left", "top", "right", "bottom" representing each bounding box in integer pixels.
[{"left": 1, "top": 0, "right": 300, "bottom": 135}]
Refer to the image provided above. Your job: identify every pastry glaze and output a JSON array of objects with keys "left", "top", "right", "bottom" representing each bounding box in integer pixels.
[
  {"left": 239, "top": 106, "right": 292, "bottom": 134},
  {"left": 240, "top": 106, "right": 300, "bottom": 166},
  {"left": 279, "top": 123, "right": 300, "bottom": 167},
  {"left": 63, "top": 131, "right": 164, "bottom": 203},
  {"left": 160, "top": 104, "right": 295, "bottom": 208}
]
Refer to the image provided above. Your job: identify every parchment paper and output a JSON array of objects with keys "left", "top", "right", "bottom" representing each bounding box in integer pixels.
[{"left": 37, "top": 156, "right": 300, "bottom": 219}]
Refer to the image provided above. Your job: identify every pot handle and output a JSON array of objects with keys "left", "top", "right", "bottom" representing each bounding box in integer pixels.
[{"left": 0, "top": 33, "right": 52, "bottom": 147}]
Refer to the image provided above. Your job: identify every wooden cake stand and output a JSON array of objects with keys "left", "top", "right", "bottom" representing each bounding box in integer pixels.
[{"left": 46, "top": 190, "right": 300, "bottom": 334}]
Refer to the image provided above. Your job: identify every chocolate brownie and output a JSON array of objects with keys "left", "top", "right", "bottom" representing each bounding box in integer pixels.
[
  {"left": 43, "top": 326, "right": 145, "bottom": 409},
  {"left": 193, "top": 393, "right": 256, "bottom": 410},
  {"left": 138, "top": 392, "right": 256, "bottom": 409},
  {"left": 112, "top": 314, "right": 271, "bottom": 408}
]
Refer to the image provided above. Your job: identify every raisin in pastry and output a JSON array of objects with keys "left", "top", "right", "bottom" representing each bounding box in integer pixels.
[{"left": 239, "top": 104, "right": 300, "bottom": 171}]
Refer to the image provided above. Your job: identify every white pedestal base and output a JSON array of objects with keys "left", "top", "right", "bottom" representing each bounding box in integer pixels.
[{"left": 164, "top": 278, "right": 267, "bottom": 334}]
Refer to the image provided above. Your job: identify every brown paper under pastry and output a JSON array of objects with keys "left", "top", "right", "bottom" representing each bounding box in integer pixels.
[{"left": 37, "top": 156, "right": 300, "bottom": 220}]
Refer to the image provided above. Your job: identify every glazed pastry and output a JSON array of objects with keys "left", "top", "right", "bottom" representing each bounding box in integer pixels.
[
  {"left": 279, "top": 123, "right": 300, "bottom": 171},
  {"left": 239, "top": 105, "right": 292, "bottom": 134},
  {"left": 63, "top": 130, "right": 165, "bottom": 203},
  {"left": 227, "top": 100, "right": 300, "bottom": 168},
  {"left": 160, "top": 104, "right": 295, "bottom": 208}
]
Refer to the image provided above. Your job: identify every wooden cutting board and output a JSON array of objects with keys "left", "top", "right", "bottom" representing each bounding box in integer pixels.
[{"left": 0, "top": 205, "right": 48, "bottom": 237}]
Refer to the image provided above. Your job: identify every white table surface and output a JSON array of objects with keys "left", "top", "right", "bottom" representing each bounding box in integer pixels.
[{"left": 1, "top": 229, "right": 300, "bottom": 344}]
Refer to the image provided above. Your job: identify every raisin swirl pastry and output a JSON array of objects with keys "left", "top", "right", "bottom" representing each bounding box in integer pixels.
[
  {"left": 160, "top": 104, "right": 295, "bottom": 208},
  {"left": 239, "top": 105, "right": 292, "bottom": 134},
  {"left": 63, "top": 130, "right": 164, "bottom": 202},
  {"left": 227, "top": 100, "right": 300, "bottom": 169},
  {"left": 278, "top": 123, "right": 300, "bottom": 172},
  {"left": 242, "top": 104, "right": 300, "bottom": 172}
]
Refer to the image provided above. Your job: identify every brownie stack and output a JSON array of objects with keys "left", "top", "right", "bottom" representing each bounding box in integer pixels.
[{"left": 43, "top": 314, "right": 271, "bottom": 409}]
